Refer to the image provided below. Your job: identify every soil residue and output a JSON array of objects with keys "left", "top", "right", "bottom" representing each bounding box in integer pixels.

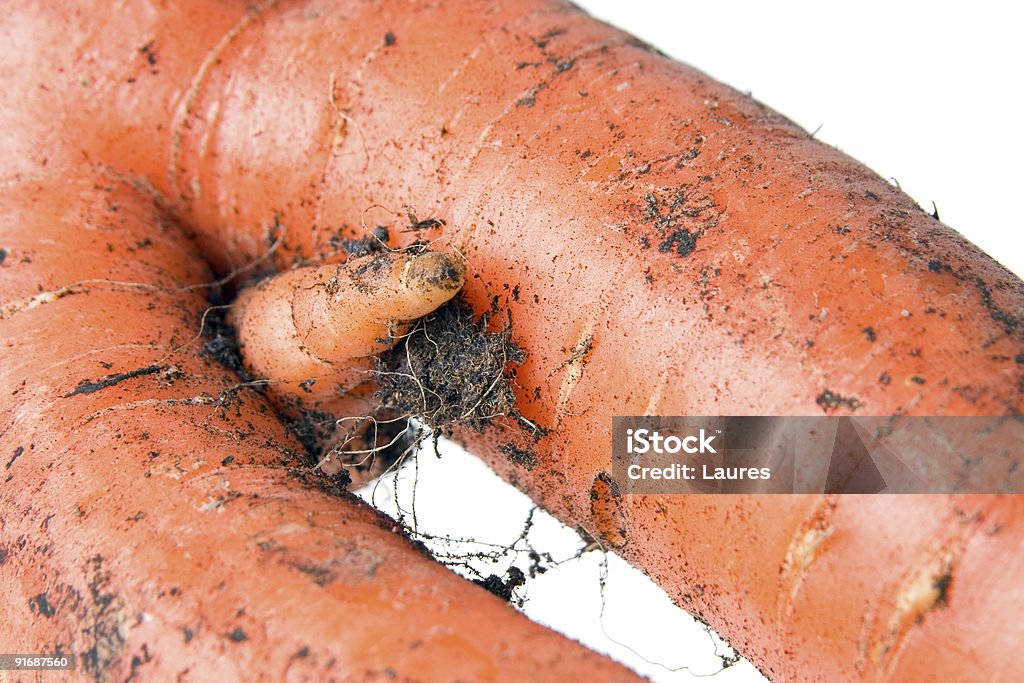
[
  {"left": 637, "top": 186, "right": 720, "bottom": 259},
  {"left": 375, "top": 297, "right": 523, "bottom": 432},
  {"left": 816, "top": 389, "right": 862, "bottom": 413},
  {"left": 63, "top": 365, "right": 165, "bottom": 398},
  {"left": 473, "top": 566, "right": 526, "bottom": 602},
  {"left": 501, "top": 443, "right": 537, "bottom": 470},
  {"left": 337, "top": 226, "right": 390, "bottom": 257},
  {"left": 202, "top": 299, "right": 249, "bottom": 380},
  {"left": 79, "top": 555, "right": 127, "bottom": 679}
]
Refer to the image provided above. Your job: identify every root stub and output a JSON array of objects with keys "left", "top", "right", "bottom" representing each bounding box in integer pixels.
[{"left": 231, "top": 249, "right": 467, "bottom": 401}]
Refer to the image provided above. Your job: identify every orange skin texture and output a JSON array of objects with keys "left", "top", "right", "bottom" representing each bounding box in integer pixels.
[
  {"left": 231, "top": 251, "right": 465, "bottom": 401},
  {"left": 2, "top": 1, "right": 1023, "bottom": 682},
  {"left": 0, "top": 177, "right": 641, "bottom": 682}
]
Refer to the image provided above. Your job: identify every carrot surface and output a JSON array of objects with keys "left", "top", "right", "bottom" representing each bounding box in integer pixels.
[
  {"left": 2, "top": 1, "right": 1022, "bottom": 682},
  {"left": 0, "top": 174, "right": 641, "bottom": 681},
  {"left": 231, "top": 250, "right": 465, "bottom": 401}
]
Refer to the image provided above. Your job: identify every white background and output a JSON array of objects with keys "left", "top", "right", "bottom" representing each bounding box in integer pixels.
[
  {"left": 578, "top": 0, "right": 1024, "bottom": 278},
  {"left": 362, "top": 4, "right": 1022, "bottom": 683}
]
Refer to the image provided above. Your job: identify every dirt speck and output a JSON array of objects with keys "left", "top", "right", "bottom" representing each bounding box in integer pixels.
[
  {"left": 63, "top": 365, "right": 165, "bottom": 398},
  {"left": 501, "top": 443, "right": 537, "bottom": 470},
  {"left": 340, "top": 226, "right": 390, "bottom": 257},
  {"left": 816, "top": 390, "right": 862, "bottom": 413},
  {"left": 638, "top": 186, "right": 718, "bottom": 259},
  {"left": 590, "top": 472, "right": 628, "bottom": 548},
  {"left": 932, "top": 568, "right": 952, "bottom": 606},
  {"left": 138, "top": 41, "right": 157, "bottom": 66},
  {"left": 80, "top": 555, "right": 128, "bottom": 679},
  {"left": 28, "top": 592, "right": 56, "bottom": 618},
  {"left": 5, "top": 446, "right": 24, "bottom": 470},
  {"left": 659, "top": 229, "right": 698, "bottom": 257}
]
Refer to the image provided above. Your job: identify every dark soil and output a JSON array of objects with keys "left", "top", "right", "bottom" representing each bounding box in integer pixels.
[
  {"left": 375, "top": 297, "right": 523, "bottom": 432},
  {"left": 501, "top": 443, "right": 537, "bottom": 470},
  {"left": 338, "top": 226, "right": 390, "bottom": 257},
  {"left": 288, "top": 407, "right": 341, "bottom": 459},
  {"left": 473, "top": 566, "right": 526, "bottom": 602},
  {"left": 63, "top": 365, "right": 165, "bottom": 398},
  {"left": 816, "top": 389, "right": 862, "bottom": 413},
  {"left": 638, "top": 186, "right": 719, "bottom": 259},
  {"left": 201, "top": 300, "right": 249, "bottom": 380}
]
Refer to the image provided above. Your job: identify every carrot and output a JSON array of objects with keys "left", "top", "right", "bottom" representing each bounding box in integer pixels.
[
  {"left": 0, "top": 173, "right": 640, "bottom": 681},
  {"left": 230, "top": 249, "right": 465, "bottom": 401},
  {"left": 230, "top": 248, "right": 467, "bottom": 480},
  {"left": 2, "top": 1, "right": 1022, "bottom": 682}
]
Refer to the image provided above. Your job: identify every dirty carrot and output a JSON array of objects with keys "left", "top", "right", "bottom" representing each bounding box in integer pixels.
[
  {"left": 2, "top": 1, "right": 1023, "bottom": 683},
  {"left": 231, "top": 249, "right": 465, "bottom": 401},
  {"left": 0, "top": 174, "right": 640, "bottom": 682}
]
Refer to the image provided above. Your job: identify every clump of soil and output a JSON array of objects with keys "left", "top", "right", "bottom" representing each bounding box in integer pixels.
[
  {"left": 375, "top": 297, "right": 523, "bottom": 432},
  {"left": 201, "top": 291, "right": 250, "bottom": 380},
  {"left": 473, "top": 566, "right": 526, "bottom": 602}
]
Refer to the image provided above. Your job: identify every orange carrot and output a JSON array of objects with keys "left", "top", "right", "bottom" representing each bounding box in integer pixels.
[
  {"left": 0, "top": 173, "right": 639, "bottom": 681},
  {"left": 2, "top": 1, "right": 1022, "bottom": 682},
  {"left": 231, "top": 250, "right": 465, "bottom": 401}
]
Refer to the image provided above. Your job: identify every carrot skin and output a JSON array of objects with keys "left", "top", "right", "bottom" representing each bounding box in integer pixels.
[
  {"left": 231, "top": 250, "right": 465, "bottom": 400},
  {"left": 2, "top": 1, "right": 1023, "bottom": 682},
  {"left": 0, "top": 175, "right": 642, "bottom": 682},
  {"left": 159, "top": 2, "right": 1021, "bottom": 680}
]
